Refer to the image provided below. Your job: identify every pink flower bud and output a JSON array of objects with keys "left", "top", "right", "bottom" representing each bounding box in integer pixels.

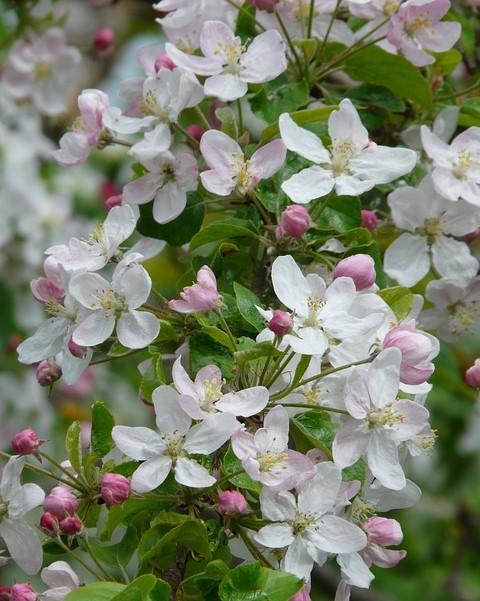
[
  {"left": 68, "top": 339, "right": 87, "bottom": 359},
  {"left": 104, "top": 194, "right": 123, "bottom": 211},
  {"left": 465, "top": 359, "right": 480, "bottom": 388},
  {"left": 168, "top": 266, "right": 219, "bottom": 314},
  {"left": 186, "top": 124, "right": 204, "bottom": 143},
  {"left": 154, "top": 53, "right": 176, "bottom": 72},
  {"left": 11, "top": 584, "right": 37, "bottom": 601},
  {"left": 40, "top": 511, "right": 59, "bottom": 535},
  {"left": 101, "top": 473, "right": 131, "bottom": 506},
  {"left": 31, "top": 277, "right": 65, "bottom": 305},
  {"left": 59, "top": 515, "right": 83, "bottom": 536},
  {"left": 218, "top": 491, "right": 249, "bottom": 516},
  {"left": 279, "top": 205, "right": 311, "bottom": 238},
  {"left": 383, "top": 322, "right": 436, "bottom": 385},
  {"left": 0, "top": 588, "right": 11, "bottom": 601},
  {"left": 11, "top": 429, "right": 40, "bottom": 456},
  {"left": 361, "top": 209, "right": 378, "bottom": 231},
  {"left": 362, "top": 517, "right": 403, "bottom": 546},
  {"left": 291, "top": 589, "right": 311, "bottom": 601},
  {"left": 36, "top": 360, "right": 61, "bottom": 387},
  {"left": 332, "top": 254, "right": 376, "bottom": 290},
  {"left": 92, "top": 27, "right": 115, "bottom": 57},
  {"left": 100, "top": 180, "right": 120, "bottom": 201},
  {"left": 44, "top": 486, "right": 79, "bottom": 519},
  {"left": 248, "top": 0, "right": 279, "bottom": 10},
  {"left": 268, "top": 309, "right": 293, "bottom": 337}
]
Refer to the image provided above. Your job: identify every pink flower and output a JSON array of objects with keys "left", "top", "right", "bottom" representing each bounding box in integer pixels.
[
  {"left": 383, "top": 321, "right": 439, "bottom": 385},
  {"left": 59, "top": 515, "right": 83, "bottom": 536},
  {"left": 278, "top": 205, "right": 311, "bottom": 238},
  {"left": 10, "top": 584, "right": 37, "bottom": 601},
  {"left": 362, "top": 517, "right": 403, "bottom": 547},
  {"left": 44, "top": 487, "right": 79, "bottom": 519},
  {"left": 200, "top": 130, "right": 286, "bottom": 196},
  {"left": 92, "top": 27, "right": 115, "bottom": 57},
  {"left": 11, "top": 429, "right": 40, "bottom": 456},
  {"left": 387, "top": 0, "right": 461, "bottom": 67},
  {"left": 2, "top": 28, "right": 80, "bottom": 116},
  {"left": 36, "top": 359, "right": 62, "bottom": 387},
  {"left": 465, "top": 359, "right": 480, "bottom": 388},
  {"left": 168, "top": 266, "right": 220, "bottom": 314},
  {"left": 30, "top": 256, "right": 66, "bottom": 305},
  {"left": 218, "top": 490, "right": 249, "bottom": 515},
  {"left": 268, "top": 309, "right": 293, "bottom": 337},
  {"left": 52, "top": 89, "right": 109, "bottom": 166},
  {"left": 333, "top": 254, "right": 376, "bottom": 291},
  {"left": 291, "top": 589, "right": 311, "bottom": 601},
  {"left": 166, "top": 21, "right": 287, "bottom": 101},
  {"left": 361, "top": 209, "right": 378, "bottom": 231},
  {"left": 101, "top": 473, "right": 131, "bottom": 506},
  {"left": 154, "top": 53, "right": 176, "bottom": 72}
]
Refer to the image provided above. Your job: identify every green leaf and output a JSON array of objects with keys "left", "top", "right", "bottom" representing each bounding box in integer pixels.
[
  {"left": 378, "top": 286, "right": 414, "bottom": 321},
  {"left": 139, "top": 519, "right": 212, "bottom": 562},
  {"left": 139, "top": 359, "right": 160, "bottom": 403},
  {"left": 249, "top": 80, "right": 309, "bottom": 123},
  {"left": 91, "top": 402, "right": 115, "bottom": 458},
  {"left": 346, "top": 83, "right": 406, "bottom": 113},
  {"left": 432, "top": 49, "right": 462, "bottom": 75},
  {"left": 219, "top": 562, "right": 303, "bottom": 601},
  {"left": 256, "top": 153, "right": 310, "bottom": 213},
  {"left": 291, "top": 411, "right": 337, "bottom": 459},
  {"left": 216, "top": 106, "right": 238, "bottom": 139},
  {"left": 233, "top": 343, "right": 280, "bottom": 367},
  {"left": 65, "top": 583, "right": 125, "bottom": 601},
  {"left": 235, "top": 0, "right": 256, "bottom": 41},
  {"left": 65, "top": 421, "right": 83, "bottom": 475},
  {"left": 190, "top": 331, "right": 234, "bottom": 378},
  {"left": 112, "top": 576, "right": 169, "bottom": 601},
  {"left": 317, "top": 196, "right": 361, "bottom": 233},
  {"left": 294, "top": 38, "right": 318, "bottom": 62},
  {"left": 101, "top": 498, "right": 171, "bottom": 540},
  {"left": 233, "top": 282, "right": 265, "bottom": 332},
  {"left": 190, "top": 220, "right": 257, "bottom": 250},
  {"left": 107, "top": 341, "right": 132, "bottom": 357},
  {"left": 222, "top": 446, "right": 261, "bottom": 493},
  {"left": 137, "top": 192, "right": 205, "bottom": 246},
  {"left": 343, "top": 45, "right": 433, "bottom": 110},
  {"left": 203, "top": 326, "right": 236, "bottom": 353},
  {"left": 260, "top": 105, "right": 337, "bottom": 142},
  {"left": 459, "top": 98, "right": 480, "bottom": 127},
  {"left": 0, "top": 282, "right": 16, "bottom": 344}
]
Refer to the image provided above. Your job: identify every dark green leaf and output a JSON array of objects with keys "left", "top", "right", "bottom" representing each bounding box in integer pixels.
[
  {"left": 91, "top": 402, "right": 115, "bottom": 458},
  {"left": 233, "top": 282, "right": 265, "bottom": 332},
  {"left": 249, "top": 80, "right": 309, "bottom": 123},
  {"left": 190, "top": 220, "right": 257, "bottom": 250},
  {"left": 139, "top": 520, "right": 211, "bottom": 562},
  {"left": 235, "top": 1, "right": 256, "bottom": 41},
  {"left": 65, "top": 421, "right": 83, "bottom": 475},
  {"left": 219, "top": 562, "right": 303, "bottom": 601},
  {"left": 317, "top": 196, "right": 361, "bottom": 232},
  {"left": 190, "top": 332, "right": 234, "bottom": 378},
  {"left": 65, "top": 583, "right": 125, "bottom": 601},
  {"left": 346, "top": 84, "right": 406, "bottom": 113}
]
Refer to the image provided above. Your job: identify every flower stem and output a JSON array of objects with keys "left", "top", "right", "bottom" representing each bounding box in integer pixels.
[
  {"left": 54, "top": 536, "right": 105, "bottom": 581},
  {"left": 237, "top": 98, "right": 244, "bottom": 134},
  {"left": 39, "top": 451, "right": 87, "bottom": 490},
  {"left": 437, "top": 80, "right": 479, "bottom": 101},
  {"left": 235, "top": 525, "right": 275, "bottom": 568},
  {"left": 223, "top": 0, "right": 267, "bottom": 32},
  {"left": 307, "top": 0, "right": 316, "bottom": 39},
  {"left": 274, "top": 8, "right": 304, "bottom": 78},
  {"left": 84, "top": 536, "right": 117, "bottom": 581},
  {"left": 279, "top": 403, "right": 348, "bottom": 415},
  {"left": 316, "top": 0, "right": 342, "bottom": 59},
  {"left": 194, "top": 105, "right": 211, "bottom": 130},
  {"left": 174, "top": 123, "right": 200, "bottom": 147},
  {"left": 216, "top": 309, "right": 238, "bottom": 352}
]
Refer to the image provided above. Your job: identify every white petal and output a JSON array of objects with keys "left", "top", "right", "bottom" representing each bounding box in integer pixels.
[
  {"left": 129, "top": 124, "right": 172, "bottom": 163},
  {"left": 337, "top": 552, "right": 374, "bottom": 588},
  {"left": 349, "top": 146, "right": 417, "bottom": 185},
  {"left": 112, "top": 425, "right": 166, "bottom": 460},
  {"left": 72, "top": 312, "right": 115, "bottom": 347},
  {"left": 368, "top": 348, "right": 401, "bottom": 409},
  {"left": 8, "top": 483, "right": 44, "bottom": 519},
  {"left": 0, "top": 519, "right": 43, "bottom": 574},
  {"left": 117, "top": 310, "right": 159, "bottom": 349},
  {"left": 215, "top": 386, "right": 269, "bottom": 417},
  {"left": 279, "top": 113, "right": 330, "bottom": 164},
  {"left": 366, "top": 430, "right": 405, "bottom": 490},
  {"left": 153, "top": 182, "right": 188, "bottom": 224},
  {"left": 152, "top": 385, "right": 191, "bottom": 434},
  {"left": 184, "top": 412, "right": 237, "bottom": 454},
  {"left": 41, "top": 561, "right": 79, "bottom": 590},
  {"left": 123, "top": 173, "right": 160, "bottom": 206},
  {"left": 131, "top": 455, "right": 172, "bottom": 493},
  {"left": 204, "top": 73, "right": 248, "bottom": 102},
  {"left": 283, "top": 536, "right": 314, "bottom": 581},
  {"left": 329, "top": 99, "right": 368, "bottom": 149},
  {"left": 271, "top": 254, "right": 312, "bottom": 313},
  {"left": 69, "top": 273, "right": 109, "bottom": 309},
  {"left": 259, "top": 488, "right": 297, "bottom": 522},
  {"left": 0, "top": 456, "right": 24, "bottom": 501},
  {"left": 254, "top": 523, "right": 294, "bottom": 548},
  {"left": 174, "top": 457, "right": 216, "bottom": 488},
  {"left": 298, "top": 462, "right": 341, "bottom": 515},
  {"left": 281, "top": 166, "right": 334, "bottom": 203},
  {"left": 172, "top": 356, "right": 197, "bottom": 397},
  {"left": 240, "top": 29, "right": 286, "bottom": 83},
  {"left": 384, "top": 233, "right": 430, "bottom": 287},
  {"left": 306, "top": 515, "right": 367, "bottom": 554},
  {"left": 16, "top": 318, "right": 68, "bottom": 364},
  {"left": 431, "top": 236, "right": 478, "bottom": 281},
  {"left": 263, "top": 405, "right": 289, "bottom": 452},
  {"left": 332, "top": 419, "right": 369, "bottom": 468},
  {"left": 200, "top": 129, "right": 241, "bottom": 170}
]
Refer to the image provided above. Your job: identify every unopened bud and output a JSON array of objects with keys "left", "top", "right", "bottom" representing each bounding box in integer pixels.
[
  {"left": 68, "top": 339, "right": 87, "bottom": 359},
  {"left": 101, "top": 473, "right": 131, "bottom": 506},
  {"left": 248, "top": 0, "right": 279, "bottom": 10},
  {"left": 465, "top": 359, "right": 480, "bottom": 389},
  {"left": 36, "top": 360, "right": 61, "bottom": 387},
  {"left": 154, "top": 53, "right": 175, "bottom": 72},
  {"left": 11, "top": 584, "right": 37, "bottom": 601},
  {"left": 332, "top": 254, "right": 376, "bottom": 290},
  {"left": 186, "top": 124, "right": 204, "bottom": 143},
  {"left": 104, "top": 194, "right": 123, "bottom": 211},
  {"left": 44, "top": 486, "right": 79, "bottom": 519},
  {"left": 279, "top": 205, "right": 311, "bottom": 238},
  {"left": 362, "top": 516, "right": 403, "bottom": 546},
  {"left": 12, "top": 429, "right": 40, "bottom": 456},
  {"left": 268, "top": 309, "right": 293, "bottom": 337},
  {"left": 93, "top": 27, "right": 115, "bottom": 57},
  {"left": 0, "top": 588, "right": 11, "bottom": 601},
  {"left": 218, "top": 490, "right": 249, "bottom": 516},
  {"left": 40, "top": 511, "right": 59, "bottom": 535},
  {"left": 59, "top": 515, "right": 83, "bottom": 536},
  {"left": 361, "top": 209, "right": 378, "bottom": 231}
]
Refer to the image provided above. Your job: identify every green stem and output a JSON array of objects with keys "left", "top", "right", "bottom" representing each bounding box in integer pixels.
[
  {"left": 317, "top": 0, "right": 342, "bottom": 59},
  {"left": 84, "top": 536, "right": 116, "bottom": 581},
  {"left": 110, "top": 136, "right": 132, "bottom": 148},
  {"left": 235, "top": 526, "right": 275, "bottom": 568},
  {"left": 248, "top": 191, "right": 271, "bottom": 224},
  {"left": 237, "top": 98, "right": 244, "bottom": 135},
  {"left": 437, "top": 80, "right": 479, "bottom": 101},
  {"left": 216, "top": 309, "right": 238, "bottom": 351},
  {"left": 54, "top": 537, "right": 105, "bottom": 580},
  {"left": 265, "top": 350, "right": 295, "bottom": 389},
  {"left": 215, "top": 468, "right": 245, "bottom": 488},
  {"left": 194, "top": 105, "right": 211, "bottom": 130},
  {"left": 279, "top": 403, "right": 348, "bottom": 415},
  {"left": 274, "top": 9, "right": 304, "bottom": 78},
  {"left": 90, "top": 348, "right": 143, "bottom": 366},
  {"left": 174, "top": 123, "right": 200, "bottom": 147},
  {"left": 39, "top": 451, "right": 87, "bottom": 490},
  {"left": 223, "top": 0, "right": 267, "bottom": 31},
  {"left": 307, "top": 0, "right": 316, "bottom": 39},
  {"left": 152, "top": 288, "right": 168, "bottom": 304}
]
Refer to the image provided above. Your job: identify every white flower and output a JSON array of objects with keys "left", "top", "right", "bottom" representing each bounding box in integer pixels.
[
  {"left": 69, "top": 254, "right": 159, "bottom": 349},
  {"left": 384, "top": 175, "right": 479, "bottom": 286},
  {"left": 260, "top": 255, "right": 383, "bottom": 356},
  {"left": 279, "top": 99, "right": 417, "bottom": 202},
  {"left": 231, "top": 406, "right": 315, "bottom": 490},
  {"left": 0, "top": 456, "right": 45, "bottom": 574},
  {"left": 421, "top": 124, "right": 480, "bottom": 206},
  {"left": 41, "top": 561, "right": 80, "bottom": 601},
  {"left": 166, "top": 21, "right": 287, "bottom": 102},
  {"left": 332, "top": 349, "right": 429, "bottom": 490},
  {"left": 172, "top": 357, "right": 269, "bottom": 419},
  {"left": 254, "top": 462, "right": 367, "bottom": 581},
  {"left": 112, "top": 385, "right": 237, "bottom": 492},
  {"left": 421, "top": 276, "right": 480, "bottom": 341}
]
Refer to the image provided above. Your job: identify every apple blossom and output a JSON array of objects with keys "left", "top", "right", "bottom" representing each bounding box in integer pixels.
[
  {"left": 333, "top": 349, "right": 430, "bottom": 490},
  {"left": 218, "top": 490, "right": 249, "bottom": 515},
  {"left": 278, "top": 205, "right": 312, "bottom": 238},
  {"left": 420, "top": 125, "right": 480, "bottom": 206},
  {"left": 11, "top": 429, "right": 40, "bottom": 456},
  {"left": 384, "top": 175, "right": 479, "bottom": 286},
  {"left": 387, "top": 0, "right": 461, "bottom": 67},
  {"left": 279, "top": 100, "right": 417, "bottom": 202},
  {"left": 41, "top": 561, "right": 80, "bottom": 601},
  {"left": 0, "top": 456, "right": 45, "bottom": 574},
  {"left": 166, "top": 21, "right": 287, "bottom": 102},
  {"left": 112, "top": 385, "right": 237, "bottom": 492},
  {"left": 254, "top": 462, "right": 367, "bottom": 581},
  {"left": 69, "top": 254, "right": 160, "bottom": 349},
  {"left": 168, "top": 265, "right": 219, "bottom": 314},
  {"left": 333, "top": 255, "right": 376, "bottom": 291},
  {"left": 231, "top": 406, "right": 315, "bottom": 489},
  {"left": 200, "top": 129, "right": 286, "bottom": 196}
]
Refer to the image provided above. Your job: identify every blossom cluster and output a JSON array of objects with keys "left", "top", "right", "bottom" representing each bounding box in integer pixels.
[{"left": 1, "top": 0, "right": 479, "bottom": 600}]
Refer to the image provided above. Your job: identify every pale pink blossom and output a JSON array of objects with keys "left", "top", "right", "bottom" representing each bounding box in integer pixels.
[
  {"left": 218, "top": 490, "right": 249, "bottom": 515},
  {"left": 278, "top": 205, "right": 311, "bottom": 238},
  {"left": 41, "top": 561, "right": 80, "bottom": 601},
  {"left": 168, "top": 266, "right": 219, "bottom": 313},
  {"left": 333, "top": 255, "right": 376, "bottom": 291}
]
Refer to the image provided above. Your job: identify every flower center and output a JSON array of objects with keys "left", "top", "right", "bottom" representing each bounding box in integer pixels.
[
  {"left": 351, "top": 497, "right": 377, "bottom": 521},
  {"left": 368, "top": 402, "right": 405, "bottom": 428},
  {"left": 214, "top": 39, "right": 244, "bottom": 74},
  {"left": 292, "top": 511, "right": 316, "bottom": 535},
  {"left": 257, "top": 451, "right": 289, "bottom": 472},
  {"left": 452, "top": 149, "right": 473, "bottom": 179},
  {"left": 383, "top": 0, "right": 400, "bottom": 16},
  {"left": 405, "top": 14, "right": 433, "bottom": 35},
  {"left": 0, "top": 499, "right": 8, "bottom": 522},
  {"left": 415, "top": 430, "right": 437, "bottom": 452},
  {"left": 423, "top": 217, "right": 444, "bottom": 237},
  {"left": 292, "top": 0, "right": 315, "bottom": 22},
  {"left": 98, "top": 289, "right": 128, "bottom": 317},
  {"left": 35, "top": 62, "right": 53, "bottom": 80},
  {"left": 200, "top": 378, "right": 223, "bottom": 412},
  {"left": 303, "top": 385, "right": 327, "bottom": 406},
  {"left": 450, "top": 301, "right": 480, "bottom": 334},
  {"left": 231, "top": 152, "right": 252, "bottom": 193},
  {"left": 162, "top": 432, "right": 186, "bottom": 460},
  {"left": 330, "top": 140, "right": 357, "bottom": 176},
  {"left": 140, "top": 90, "right": 169, "bottom": 121},
  {"left": 303, "top": 295, "right": 325, "bottom": 327}
]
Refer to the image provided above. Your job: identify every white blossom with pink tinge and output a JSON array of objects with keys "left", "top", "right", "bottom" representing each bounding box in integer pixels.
[
  {"left": 200, "top": 129, "right": 286, "bottom": 196},
  {"left": 172, "top": 356, "right": 269, "bottom": 419},
  {"left": 52, "top": 89, "right": 109, "bottom": 167},
  {"left": 166, "top": 21, "right": 287, "bottom": 102},
  {"left": 232, "top": 405, "right": 315, "bottom": 490},
  {"left": 2, "top": 28, "right": 80, "bottom": 116},
  {"left": 168, "top": 266, "right": 220, "bottom": 314},
  {"left": 387, "top": 0, "right": 461, "bottom": 67},
  {"left": 41, "top": 561, "right": 80, "bottom": 601}
]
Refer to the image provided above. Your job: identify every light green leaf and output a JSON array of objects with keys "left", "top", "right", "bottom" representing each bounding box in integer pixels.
[
  {"left": 190, "top": 220, "right": 257, "bottom": 250},
  {"left": 216, "top": 106, "right": 238, "bottom": 139},
  {"left": 65, "top": 421, "right": 83, "bottom": 475},
  {"left": 65, "top": 583, "right": 125, "bottom": 601},
  {"left": 91, "top": 402, "right": 115, "bottom": 458},
  {"left": 233, "top": 282, "right": 265, "bottom": 332},
  {"left": 378, "top": 286, "right": 414, "bottom": 321},
  {"left": 219, "top": 562, "right": 303, "bottom": 601},
  {"left": 203, "top": 326, "right": 236, "bottom": 353}
]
